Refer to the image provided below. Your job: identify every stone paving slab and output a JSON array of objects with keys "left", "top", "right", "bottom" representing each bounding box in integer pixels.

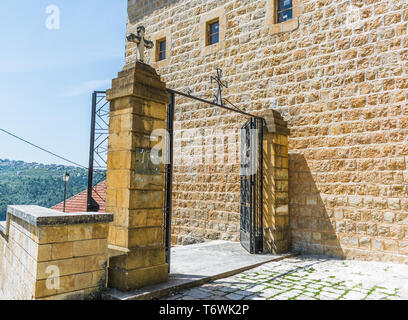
[
  {"left": 104, "top": 241, "right": 295, "bottom": 300},
  {"left": 161, "top": 255, "right": 408, "bottom": 300}
]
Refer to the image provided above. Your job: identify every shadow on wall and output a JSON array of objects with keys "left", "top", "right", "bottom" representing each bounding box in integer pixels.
[
  {"left": 128, "top": 0, "right": 181, "bottom": 24},
  {"left": 289, "top": 153, "right": 345, "bottom": 259}
]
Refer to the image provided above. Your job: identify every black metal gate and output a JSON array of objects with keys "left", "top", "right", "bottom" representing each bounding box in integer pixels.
[
  {"left": 164, "top": 88, "right": 265, "bottom": 271},
  {"left": 240, "top": 117, "right": 263, "bottom": 254}
]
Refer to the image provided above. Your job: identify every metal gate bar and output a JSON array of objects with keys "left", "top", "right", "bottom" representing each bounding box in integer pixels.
[
  {"left": 240, "top": 117, "right": 264, "bottom": 254},
  {"left": 256, "top": 118, "right": 264, "bottom": 253},
  {"left": 166, "top": 88, "right": 263, "bottom": 120},
  {"left": 87, "top": 91, "right": 109, "bottom": 212},
  {"left": 87, "top": 92, "right": 97, "bottom": 211},
  {"left": 164, "top": 92, "right": 175, "bottom": 271}
]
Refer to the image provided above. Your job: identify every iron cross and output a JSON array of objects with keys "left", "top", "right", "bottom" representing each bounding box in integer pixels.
[
  {"left": 211, "top": 68, "right": 228, "bottom": 106},
  {"left": 127, "top": 26, "right": 154, "bottom": 63}
]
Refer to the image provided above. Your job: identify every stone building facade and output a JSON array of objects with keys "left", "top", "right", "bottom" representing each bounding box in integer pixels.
[{"left": 125, "top": 0, "right": 408, "bottom": 263}]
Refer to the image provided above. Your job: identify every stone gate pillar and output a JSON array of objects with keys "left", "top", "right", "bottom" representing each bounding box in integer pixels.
[
  {"left": 262, "top": 110, "right": 291, "bottom": 254},
  {"left": 105, "top": 61, "right": 169, "bottom": 291}
]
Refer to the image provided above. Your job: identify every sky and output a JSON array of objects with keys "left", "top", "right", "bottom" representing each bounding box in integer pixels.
[{"left": 0, "top": 0, "right": 127, "bottom": 167}]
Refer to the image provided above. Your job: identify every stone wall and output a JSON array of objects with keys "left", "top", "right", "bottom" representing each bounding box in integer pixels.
[
  {"left": 126, "top": 0, "right": 408, "bottom": 262},
  {"left": 0, "top": 215, "right": 37, "bottom": 299},
  {"left": 0, "top": 206, "right": 113, "bottom": 300}
]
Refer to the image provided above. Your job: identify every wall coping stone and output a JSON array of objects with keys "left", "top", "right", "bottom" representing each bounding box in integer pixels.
[
  {"left": 0, "top": 220, "right": 6, "bottom": 237},
  {"left": 5, "top": 205, "right": 113, "bottom": 227}
]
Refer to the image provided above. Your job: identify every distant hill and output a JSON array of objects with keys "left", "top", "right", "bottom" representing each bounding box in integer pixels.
[{"left": 0, "top": 159, "right": 106, "bottom": 220}]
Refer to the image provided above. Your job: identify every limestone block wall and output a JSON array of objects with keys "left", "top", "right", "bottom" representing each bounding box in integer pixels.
[
  {"left": 126, "top": 0, "right": 408, "bottom": 262},
  {"left": 0, "top": 215, "right": 37, "bottom": 300},
  {"left": 0, "top": 206, "right": 113, "bottom": 300}
]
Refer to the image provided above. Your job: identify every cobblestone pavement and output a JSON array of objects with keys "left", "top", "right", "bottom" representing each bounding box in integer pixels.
[{"left": 162, "top": 256, "right": 408, "bottom": 300}]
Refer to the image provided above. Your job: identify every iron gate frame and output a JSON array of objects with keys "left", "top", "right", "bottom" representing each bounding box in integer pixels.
[
  {"left": 240, "top": 118, "right": 264, "bottom": 254},
  {"left": 87, "top": 91, "right": 109, "bottom": 212},
  {"left": 164, "top": 88, "right": 265, "bottom": 270}
]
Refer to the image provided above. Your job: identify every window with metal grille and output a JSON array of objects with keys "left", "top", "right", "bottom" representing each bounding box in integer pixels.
[
  {"left": 277, "top": 0, "right": 293, "bottom": 23},
  {"left": 158, "top": 39, "right": 166, "bottom": 61},
  {"left": 207, "top": 20, "right": 219, "bottom": 45}
]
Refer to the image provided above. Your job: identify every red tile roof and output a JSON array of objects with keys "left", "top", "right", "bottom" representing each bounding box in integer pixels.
[{"left": 52, "top": 181, "right": 106, "bottom": 213}]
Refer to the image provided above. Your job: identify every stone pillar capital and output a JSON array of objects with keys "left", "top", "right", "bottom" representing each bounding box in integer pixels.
[
  {"left": 259, "top": 109, "right": 291, "bottom": 136},
  {"left": 106, "top": 61, "right": 170, "bottom": 105}
]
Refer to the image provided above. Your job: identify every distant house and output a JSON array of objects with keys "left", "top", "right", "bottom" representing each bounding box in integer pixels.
[{"left": 52, "top": 181, "right": 106, "bottom": 213}]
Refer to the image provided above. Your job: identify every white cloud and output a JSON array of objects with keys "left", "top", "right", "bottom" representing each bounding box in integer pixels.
[
  {"left": 61, "top": 79, "right": 111, "bottom": 97},
  {"left": 0, "top": 53, "right": 123, "bottom": 75}
]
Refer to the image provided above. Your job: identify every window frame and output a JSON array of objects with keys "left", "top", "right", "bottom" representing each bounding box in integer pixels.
[
  {"left": 276, "top": 0, "right": 293, "bottom": 24},
  {"left": 207, "top": 19, "right": 220, "bottom": 46},
  {"left": 266, "top": 0, "right": 300, "bottom": 35},
  {"left": 157, "top": 38, "right": 167, "bottom": 61},
  {"left": 199, "top": 7, "right": 226, "bottom": 56},
  {"left": 150, "top": 30, "right": 171, "bottom": 67}
]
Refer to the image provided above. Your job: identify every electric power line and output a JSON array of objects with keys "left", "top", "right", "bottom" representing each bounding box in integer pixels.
[
  {"left": 0, "top": 128, "right": 88, "bottom": 169},
  {"left": 0, "top": 127, "right": 106, "bottom": 203}
]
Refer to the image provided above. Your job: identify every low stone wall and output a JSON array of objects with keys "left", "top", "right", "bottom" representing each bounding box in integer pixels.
[{"left": 0, "top": 205, "right": 113, "bottom": 300}]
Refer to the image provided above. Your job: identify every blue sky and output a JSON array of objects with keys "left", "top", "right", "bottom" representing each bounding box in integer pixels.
[{"left": 0, "top": 0, "right": 127, "bottom": 166}]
